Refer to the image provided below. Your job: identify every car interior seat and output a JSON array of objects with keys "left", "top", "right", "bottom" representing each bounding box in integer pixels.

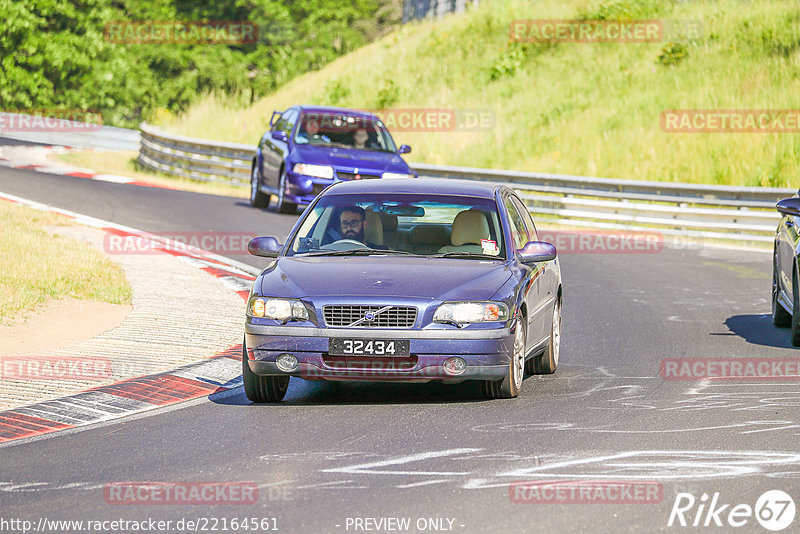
[
  {"left": 379, "top": 214, "right": 404, "bottom": 249},
  {"left": 438, "top": 210, "right": 491, "bottom": 254},
  {"left": 365, "top": 211, "right": 384, "bottom": 246},
  {"left": 408, "top": 224, "right": 451, "bottom": 254}
]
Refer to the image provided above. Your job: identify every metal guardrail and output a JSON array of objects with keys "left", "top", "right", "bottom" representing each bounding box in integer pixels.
[
  {"left": 138, "top": 123, "right": 252, "bottom": 186},
  {"left": 412, "top": 163, "right": 795, "bottom": 243},
  {"left": 137, "top": 122, "right": 795, "bottom": 243}
]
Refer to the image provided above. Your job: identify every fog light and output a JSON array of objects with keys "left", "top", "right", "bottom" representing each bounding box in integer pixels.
[
  {"left": 443, "top": 357, "right": 467, "bottom": 375},
  {"left": 276, "top": 353, "right": 298, "bottom": 372}
]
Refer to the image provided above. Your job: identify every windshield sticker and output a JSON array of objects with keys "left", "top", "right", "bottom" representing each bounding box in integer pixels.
[{"left": 481, "top": 239, "right": 500, "bottom": 255}]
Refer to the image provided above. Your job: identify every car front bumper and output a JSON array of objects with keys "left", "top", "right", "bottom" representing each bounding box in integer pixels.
[
  {"left": 284, "top": 172, "right": 326, "bottom": 204},
  {"left": 244, "top": 323, "right": 515, "bottom": 383}
]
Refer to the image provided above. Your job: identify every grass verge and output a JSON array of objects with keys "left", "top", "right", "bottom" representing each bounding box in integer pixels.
[{"left": 0, "top": 201, "right": 132, "bottom": 323}]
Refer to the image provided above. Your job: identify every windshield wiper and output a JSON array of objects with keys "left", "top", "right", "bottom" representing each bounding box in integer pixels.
[
  {"left": 302, "top": 248, "right": 420, "bottom": 257},
  {"left": 430, "top": 252, "right": 503, "bottom": 260}
]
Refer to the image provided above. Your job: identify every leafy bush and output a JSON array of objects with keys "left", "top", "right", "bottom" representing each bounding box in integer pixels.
[
  {"left": 657, "top": 42, "right": 688, "bottom": 66},
  {"left": 0, "top": 0, "right": 399, "bottom": 128},
  {"left": 324, "top": 79, "right": 352, "bottom": 106},
  {"left": 374, "top": 79, "right": 400, "bottom": 108},
  {"left": 489, "top": 43, "right": 525, "bottom": 80},
  {"left": 581, "top": 0, "right": 667, "bottom": 20}
]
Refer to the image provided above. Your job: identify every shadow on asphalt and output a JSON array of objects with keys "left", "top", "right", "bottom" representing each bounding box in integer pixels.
[
  {"left": 723, "top": 313, "right": 795, "bottom": 348},
  {"left": 208, "top": 375, "right": 545, "bottom": 406}
]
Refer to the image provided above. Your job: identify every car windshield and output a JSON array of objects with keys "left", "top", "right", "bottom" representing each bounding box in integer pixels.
[
  {"left": 294, "top": 112, "right": 397, "bottom": 152},
  {"left": 287, "top": 193, "right": 506, "bottom": 259}
]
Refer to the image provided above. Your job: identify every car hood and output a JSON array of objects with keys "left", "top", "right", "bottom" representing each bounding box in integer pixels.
[
  {"left": 292, "top": 145, "right": 410, "bottom": 174},
  {"left": 258, "top": 256, "right": 513, "bottom": 301}
]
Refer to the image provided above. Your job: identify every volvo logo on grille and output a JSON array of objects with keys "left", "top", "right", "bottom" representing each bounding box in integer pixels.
[{"left": 345, "top": 305, "right": 394, "bottom": 327}]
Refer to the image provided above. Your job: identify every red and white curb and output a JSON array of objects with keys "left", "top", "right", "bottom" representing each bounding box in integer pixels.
[
  {"left": 0, "top": 191, "right": 262, "bottom": 445},
  {"left": 0, "top": 145, "right": 178, "bottom": 190}
]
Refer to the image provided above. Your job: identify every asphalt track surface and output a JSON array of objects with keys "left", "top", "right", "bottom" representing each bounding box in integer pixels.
[{"left": 1, "top": 141, "right": 797, "bottom": 533}]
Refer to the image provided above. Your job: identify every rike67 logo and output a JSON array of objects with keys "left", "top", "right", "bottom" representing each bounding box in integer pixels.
[{"left": 668, "top": 490, "right": 795, "bottom": 531}]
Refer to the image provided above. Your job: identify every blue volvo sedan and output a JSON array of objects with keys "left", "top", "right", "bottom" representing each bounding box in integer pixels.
[
  {"left": 243, "top": 179, "right": 562, "bottom": 401},
  {"left": 250, "top": 105, "right": 415, "bottom": 214}
]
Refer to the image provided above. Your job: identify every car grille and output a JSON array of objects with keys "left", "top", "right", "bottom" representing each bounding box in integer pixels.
[
  {"left": 311, "top": 183, "right": 326, "bottom": 196},
  {"left": 323, "top": 305, "right": 417, "bottom": 328},
  {"left": 337, "top": 172, "right": 380, "bottom": 181}
]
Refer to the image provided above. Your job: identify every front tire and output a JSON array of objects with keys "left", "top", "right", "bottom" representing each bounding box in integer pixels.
[
  {"left": 530, "top": 299, "right": 560, "bottom": 375},
  {"left": 242, "top": 341, "right": 289, "bottom": 402},
  {"left": 791, "top": 267, "right": 800, "bottom": 347},
  {"left": 249, "top": 163, "right": 269, "bottom": 208},
  {"left": 773, "top": 254, "right": 791, "bottom": 327},
  {"left": 483, "top": 314, "right": 525, "bottom": 399},
  {"left": 275, "top": 167, "right": 297, "bottom": 214}
]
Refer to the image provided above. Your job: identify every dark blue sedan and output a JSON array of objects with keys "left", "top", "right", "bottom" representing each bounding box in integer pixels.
[
  {"left": 243, "top": 178, "right": 562, "bottom": 401},
  {"left": 250, "top": 105, "right": 415, "bottom": 214}
]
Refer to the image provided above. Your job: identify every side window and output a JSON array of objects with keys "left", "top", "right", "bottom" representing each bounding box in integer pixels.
[
  {"left": 504, "top": 197, "right": 527, "bottom": 251},
  {"left": 271, "top": 111, "right": 286, "bottom": 132},
  {"left": 281, "top": 109, "right": 298, "bottom": 136},
  {"left": 511, "top": 196, "right": 537, "bottom": 242},
  {"left": 291, "top": 206, "right": 324, "bottom": 252}
]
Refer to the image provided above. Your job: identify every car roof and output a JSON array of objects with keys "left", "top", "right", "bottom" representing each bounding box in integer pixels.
[
  {"left": 295, "top": 105, "right": 379, "bottom": 121},
  {"left": 325, "top": 178, "right": 504, "bottom": 199}
]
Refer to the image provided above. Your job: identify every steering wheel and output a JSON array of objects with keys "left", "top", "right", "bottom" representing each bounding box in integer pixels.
[{"left": 319, "top": 239, "right": 369, "bottom": 251}]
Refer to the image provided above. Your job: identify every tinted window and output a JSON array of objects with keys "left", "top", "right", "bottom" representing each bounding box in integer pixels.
[
  {"left": 294, "top": 112, "right": 397, "bottom": 152},
  {"left": 280, "top": 109, "right": 298, "bottom": 135},
  {"left": 504, "top": 196, "right": 528, "bottom": 250},
  {"left": 272, "top": 112, "right": 286, "bottom": 132},
  {"left": 511, "top": 196, "right": 537, "bottom": 241}
]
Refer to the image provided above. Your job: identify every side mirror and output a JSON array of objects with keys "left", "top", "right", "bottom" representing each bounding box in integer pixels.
[
  {"left": 248, "top": 236, "right": 282, "bottom": 258},
  {"left": 776, "top": 198, "right": 800, "bottom": 217},
  {"left": 398, "top": 144, "right": 411, "bottom": 154},
  {"left": 271, "top": 131, "right": 288, "bottom": 143},
  {"left": 269, "top": 110, "right": 282, "bottom": 128},
  {"left": 519, "top": 241, "right": 557, "bottom": 263}
]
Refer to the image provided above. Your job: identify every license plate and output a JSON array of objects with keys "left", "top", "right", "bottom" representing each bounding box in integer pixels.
[{"left": 329, "top": 339, "right": 410, "bottom": 357}]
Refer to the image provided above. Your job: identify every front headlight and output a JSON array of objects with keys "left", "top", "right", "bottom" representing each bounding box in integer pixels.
[
  {"left": 433, "top": 301, "right": 509, "bottom": 324},
  {"left": 249, "top": 297, "right": 309, "bottom": 321},
  {"left": 292, "top": 163, "right": 334, "bottom": 179},
  {"left": 382, "top": 172, "right": 415, "bottom": 180}
]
